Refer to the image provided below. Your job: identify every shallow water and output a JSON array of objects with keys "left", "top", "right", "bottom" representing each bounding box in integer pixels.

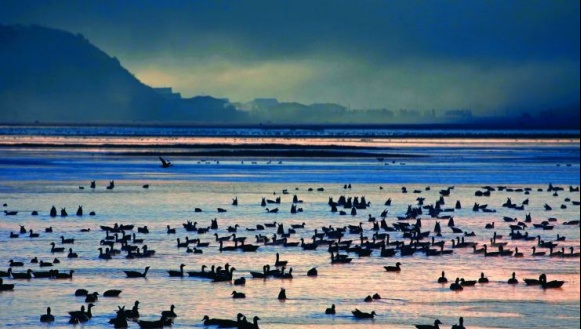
[{"left": 0, "top": 130, "right": 579, "bottom": 329}]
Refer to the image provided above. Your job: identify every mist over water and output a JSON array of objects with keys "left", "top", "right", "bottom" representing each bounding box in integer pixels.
[{"left": 0, "top": 128, "right": 579, "bottom": 329}]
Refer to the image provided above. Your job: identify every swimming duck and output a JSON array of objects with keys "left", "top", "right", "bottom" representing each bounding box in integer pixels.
[
  {"left": 40, "top": 307, "right": 55, "bottom": 323},
  {"left": 161, "top": 304, "right": 177, "bottom": 318},
  {"left": 352, "top": 309, "right": 376, "bottom": 319},
  {"left": 415, "top": 319, "right": 442, "bottom": 329},
  {"left": 325, "top": 304, "right": 336, "bottom": 315},
  {"left": 508, "top": 272, "right": 519, "bottom": 284},
  {"left": 478, "top": 272, "right": 489, "bottom": 283},
  {"left": 232, "top": 291, "right": 246, "bottom": 299},
  {"left": 437, "top": 271, "right": 448, "bottom": 283},
  {"left": 384, "top": 262, "right": 402, "bottom": 272}
]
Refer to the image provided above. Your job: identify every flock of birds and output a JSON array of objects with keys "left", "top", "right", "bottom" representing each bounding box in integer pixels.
[{"left": 1, "top": 170, "right": 580, "bottom": 329}]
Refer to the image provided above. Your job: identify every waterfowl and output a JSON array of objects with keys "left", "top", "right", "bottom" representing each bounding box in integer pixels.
[
  {"left": 531, "top": 246, "right": 546, "bottom": 256},
  {"left": 159, "top": 156, "right": 172, "bottom": 168},
  {"left": 166, "top": 225, "right": 176, "bottom": 234},
  {"left": 50, "top": 242, "right": 65, "bottom": 253},
  {"left": 325, "top": 304, "right": 336, "bottom": 315},
  {"left": 483, "top": 245, "right": 500, "bottom": 257},
  {"left": 232, "top": 291, "right": 246, "bottom": 299},
  {"left": 450, "top": 278, "right": 463, "bottom": 291},
  {"left": 513, "top": 247, "right": 524, "bottom": 257},
  {"left": 460, "top": 278, "right": 477, "bottom": 286},
  {"left": 69, "top": 303, "right": 94, "bottom": 323},
  {"left": 40, "top": 307, "right": 55, "bottom": 323},
  {"left": 161, "top": 304, "right": 177, "bottom": 318},
  {"left": 85, "top": 292, "right": 99, "bottom": 303},
  {"left": 61, "top": 236, "right": 75, "bottom": 244},
  {"left": 415, "top": 319, "right": 442, "bottom": 329},
  {"left": 352, "top": 309, "right": 376, "bottom": 319},
  {"left": 307, "top": 267, "right": 318, "bottom": 277},
  {"left": 53, "top": 270, "right": 74, "bottom": 279},
  {"left": 0, "top": 278, "right": 15, "bottom": 291},
  {"left": 9, "top": 260, "right": 24, "bottom": 267},
  {"left": 30, "top": 257, "right": 38, "bottom": 264},
  {"left": 39, "top": 261, "right": 53, "bottom": 267},
  {"left": 98, "top": 247, "right": 112, "bottom": 260},
  {"left": 124, "top": 266, "right": 150, "bottom": 278},
  {"left": 234, "top": 277, "right": 246, "bottom": 285},
  {"left": 202, "top": 315, "right": 238, "bottom": 327},
  {"left": 451, "top": 317, "right": 466, "bottom": 329},
  {"left": 75, "top": 288, "right": 89, "bottom": 296},
  {"left": 384, "top": 262, "right": 402, "bottom": 272},
  {"left": 478, "top": 272, "right": 489, "bottom": 283},
  {"left": 9, "top": 232, "right": 18, "bottom": 238},
  {"left": 103, "top": 289, "right": 122, "bottom": 297},
  {"left": 437, "top": 271, "right": 448, "bottom": 283},
  {"left": 168, "top": 264, "right": 186, "bottom": 277},
  {"left": 364, "top": 295, "right": 373, "bottom": 302},
  {"left": 539, "top": 273, "right": 565, "bottom": 289},
  {"left": 9, "top": 268, "right": 33, "bottom": 279},
  {"left": 508, "top": 272, "right": 519, "bottom": 284},
  {"left": 274, "top": 253, "right": 288, "bottom": 267},
  {"left": 138, "top": 316, "right": 172, "bottom": 328},
  {"left": 278, "top": 288, "right": 287, "bottom": 300},
  {"left": 67, "top": 248, "right": 79, "bottom": 258}
]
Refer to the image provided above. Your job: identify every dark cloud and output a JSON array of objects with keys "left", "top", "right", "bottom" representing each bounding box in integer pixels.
[{"left": 1, "top": 0, "right": 579, "bottom": 113}]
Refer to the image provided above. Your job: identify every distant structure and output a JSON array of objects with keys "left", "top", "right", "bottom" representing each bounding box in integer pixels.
[{"left": 153, "top": 87, "right": 182, "bottom": 100}]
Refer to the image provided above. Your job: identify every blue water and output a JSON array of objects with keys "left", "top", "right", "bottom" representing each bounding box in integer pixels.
[{"left": 0, "top": 128, "right": 579, "bottom": 329}]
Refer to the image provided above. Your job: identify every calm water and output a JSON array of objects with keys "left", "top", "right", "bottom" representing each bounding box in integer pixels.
[{"left": 0, "top": 128, "right": 579, "bottom": 329}]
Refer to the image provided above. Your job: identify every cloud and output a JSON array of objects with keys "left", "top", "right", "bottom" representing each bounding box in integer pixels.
[{"left": 1, "top": 0, "right": 579, "bottom": 114}]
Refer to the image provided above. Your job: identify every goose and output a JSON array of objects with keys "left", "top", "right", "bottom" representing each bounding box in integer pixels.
[
  {"left": 39, "top": 261, "right": 53, "bottom": 267},
  {"left": 531, "top": 246, "right": 546, "bottom": 256},
  {"left": 40, "top": 307, "right": 55, "bottom": 323},
  {"left": 460, "top": 278, "right": 477, "bottom": 286},
  {"left": 50, "top": 242, "right": 65, "bottom": 253},
  {"left": 85, "top": 292, "right": 99, "bottom": 303},
  {"left": 69, "top": 303, "right": 94, "bottom": 323},
  {"left": 9, "top": 268, "right": 33, "bottom": 279},
  {"left": 53, "top": 270, "right": 74, "bottom": 279},
  {"left": 415, "top": 319, "right": 442, "bottom": 329},
  {"left": 124, "top": 301, "right": 140, "bottom": 319},
  {"left": 307, "top": 267, "right": 318, "bottom": 277},
  {"left": 67, "top": 248, "right": 79, "bottom": 258},
  {"left": 274, "top": 253, "right": 288, "bottom": 267},
  {"left": 234, "top": 277, "right": 246, "bottom": 285},
  {"left": 168, "top": 264, "right": 186, "bottom": 277},
  {"left": 9, "top": 231, "right": 19, "bottom": 238},
  {"left": 437, "top": 271, "right": 448, "bottom": 283},
  {"left": 109, "top": 306, "right": 128, "bottom": 329},
  {"left": 373, "top": 293, "right": 382, "bottom": 300},
  {"left": 278, "top": 288, "right": 287, "bottom": 300},
  {"left": 232, "top": 291, "right": 246, "bottom": 299},
  {"left": 30, "top": 257, "right": 39, "bottom": 264},
  {"left": 325, "top": 304, "right": 336, "bottom": 315},
  {"left": 478, "top": 272, "right": 489, "bottom": 283},
  {"left": 352, "top": 309, "right": 376, "bottom": 319},
  {"left": 539, "top": 273, "right": 565, "bottom": 289},
  {"left": 219, "top": 240, "right": 237, "bottom": 252},
  {"left": 450, "top": 278, "right": 463, "bottom": 291},
  {"left": 61, "top": 236, "right": 75, "bottom": 244},
  {"left": 0, "top": 278, "right": 15, "bottom": 291},
  {"left": 98, "top": 247, "right": 112, "bottom": 260},
  {"left": 508, "top": 272, "right": 519, "bottom": 284},
  {"left": 8, "top": 260, "right": 24, "bottom": 267},
  {"left": 124, "top": 266, "right": 150, "bottom": 278},
  {"left": 103, "top": 289, "right": 122, "bottom": 297},
  {"left": 75, "top": 289, "right": 89, "bottom": 296},
  {"left": 451, "top": 317, "right": 466, "bottom": 329},
  {"left": 166, "top": 225, "right": 176, "bottom": 234},
  {"left": 138, "top": 316, "right": 172, "bottom": 328},
  {"left": 161, "top": 304, "right": 177, "bottom": 318},
  {"left": 300, "top": 238, "right": 318, "bottom": 250},
  {"left": 238, "top": 315, "right": 260, "bottom": 329},
  {"left": 384, "top": 262, "right": 402, "bottom": 272},
  {"left": 483, "top": 245, "right": 500, "bottom": 257},
  {"left": 159, "top": 156, "right": 172, "bottom": 168},
  {"left": 513, "top": 247, "right": 524, "bottom": 257},
  {"left": 364, "top": 295, "right": 373, "bottom": 302},
  {"left": 188, "top": 265, "right": 210, "bottom": 278},
  {"left": 202, "top": 315, "right": 238, "bottom": 327}
]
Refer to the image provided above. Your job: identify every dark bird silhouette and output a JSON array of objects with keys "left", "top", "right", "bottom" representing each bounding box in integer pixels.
[
  {"left": 40, "top": 307, "right": 55, "bottom": 323},
  {"left": 352, "top": 308, "right": 376, "bottom": 319},
  {"left": 278, "top": 288, "right": 287, "bottom": 300},
  {"left": 325, "top": 304, "right": 336, "bottom": 315},
  {"left": 159, "top": 156, "right": 172, "bottom": 168},
  {"left": 415, "top": 319, "right": 442, "bottom": 329},
  {"left": 124, "top": 266, "right": 150, "bottom": 278},
  {"left": 104, "top": 289, "right": 122, "bottom": 297},
  {"left": 384, "top": 262, "right": 402, "bottom": 272}
]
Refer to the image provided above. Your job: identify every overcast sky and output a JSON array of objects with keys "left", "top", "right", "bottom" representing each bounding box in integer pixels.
[{"left": 1, "top": 0, "right": 579, "bottom": 115}]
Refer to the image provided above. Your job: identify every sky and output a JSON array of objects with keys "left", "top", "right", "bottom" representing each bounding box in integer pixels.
[{"left": 1, "top": 0, "right": 579, "bottom": 115}]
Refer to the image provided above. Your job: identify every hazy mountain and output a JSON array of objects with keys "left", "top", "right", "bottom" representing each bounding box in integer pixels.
[{"left": 0, "top": 24, "right": 246, "bottom": 124}]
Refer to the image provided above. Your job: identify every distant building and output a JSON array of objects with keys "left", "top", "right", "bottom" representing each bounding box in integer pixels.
[{"left": 153, "top": 87, "right": 182, "bottom": 100}]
